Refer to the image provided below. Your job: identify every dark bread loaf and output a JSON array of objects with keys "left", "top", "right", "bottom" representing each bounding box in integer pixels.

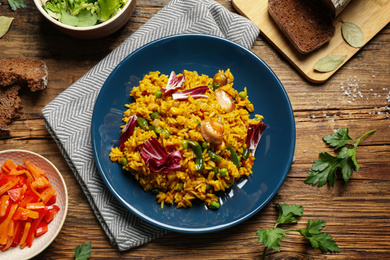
[
  {"left": 268, "top": 0, "right": 336, "bottom": 54},
  {"left": 0, "top": 58, "right": 48, "bottom": 92},
  {"left": 0, "top": 85, "right": 22, "bottom": 129}
]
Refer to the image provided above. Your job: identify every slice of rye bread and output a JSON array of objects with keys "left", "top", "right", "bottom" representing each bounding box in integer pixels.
[
  {"left": 0, "top": 58, "right": 48, "bottom": 92},
  {"left": 268, "top": 0, "right": 335, "bottom": 54},
  {"left": 0, "top": 85, "right": 23, "bottom": 129}
]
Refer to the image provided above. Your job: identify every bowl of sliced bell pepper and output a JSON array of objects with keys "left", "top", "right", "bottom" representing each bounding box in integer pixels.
[{"left": 0, "top": 150, "right": 68, "bottom": 259}]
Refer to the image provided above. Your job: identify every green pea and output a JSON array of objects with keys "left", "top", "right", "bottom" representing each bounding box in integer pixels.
[
  {"left": 238, "top": 91, "right": 247, "bottom": 99},
  {"left": 155, "top": 125, "right": 163, "bottom": 133},
  {"left": 219, "top": 168, "right": 228, "bottom": 177},
  {"left": 202, "top": 142, "right": 209, "bottom": 150},
  {"left": 121, "top": 157, "right": 128, "bottom": 166},
  {"left": 154, "top": 91, "right": 163, "bottom": 98},
  {"left": 181, "top": 140, "right": 189, "bottom": 149},
  {"left": 209, "top": 201, "right": 220, "bottom": 210},
  {"left": 163, "top": 129, "right": 170, "bottom": 139},
  {"left": 150, "top": 111, "right": 161, "bottom": 120}
]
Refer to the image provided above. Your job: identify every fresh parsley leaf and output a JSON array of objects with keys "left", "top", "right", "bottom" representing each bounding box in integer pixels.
[
  {"left": 299, "top": 220, "right": 341, "bottom": 253},
  {"left": 337, "top": 146, "right": 359, "bottom": 182},
  {"left": 323, "top": 128, "right": 353, "bottom": 150},
  {"left": 7, "top": 0, "right": 27, "bottom": 11},
  {"left": 256, "top": 228, "right": 286, "bottom": 252},
  {"left": 305, "top": 128, "right": 376, "bottom": 187},
  {"left": 256, "top": 204, "right": 340, "bottom": 258},
  {"left": 275, "top": 203, "right": 303, "bottom": 226},
  {"left": 74, "top": 241, "right": 91, "bottom": 260},
  {"left": 305, "top": 219, "right": 327, "bottom": 234},
  {"left": 305, "top": 152, "right": 339, "bottom": 187}
]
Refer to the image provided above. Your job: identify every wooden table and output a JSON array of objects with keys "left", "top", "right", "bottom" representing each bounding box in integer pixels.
[{"left": 1, "top": 0, "right": 389, "bottom": 259}]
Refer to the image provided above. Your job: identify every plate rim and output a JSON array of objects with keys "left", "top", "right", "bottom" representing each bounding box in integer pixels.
[{"left": 91, "top": 33, "right": 296, "bottom": 233}]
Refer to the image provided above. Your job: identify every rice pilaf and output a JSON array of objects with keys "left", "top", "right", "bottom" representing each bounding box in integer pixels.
[{"left": 109, "top": 69, "right": 266, "bottom": 209}]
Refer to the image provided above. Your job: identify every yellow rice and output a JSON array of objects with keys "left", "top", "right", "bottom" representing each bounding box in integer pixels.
[{"left": 109, "top": 69, "right": 264, "bottom": 209}]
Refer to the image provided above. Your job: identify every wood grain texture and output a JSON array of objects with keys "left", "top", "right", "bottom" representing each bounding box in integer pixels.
[{"left": 0, "top": 0, "right": 389, "bottom": 259}]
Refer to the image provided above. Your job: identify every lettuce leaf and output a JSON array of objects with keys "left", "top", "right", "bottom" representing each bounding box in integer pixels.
[{"left": 98, "top": 0, "right": 119, "bottom": 22}]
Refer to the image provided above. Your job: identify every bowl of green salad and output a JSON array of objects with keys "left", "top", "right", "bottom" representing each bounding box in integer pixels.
[{"left": 34, "top": 0, "right": 136, "bottom": 39}]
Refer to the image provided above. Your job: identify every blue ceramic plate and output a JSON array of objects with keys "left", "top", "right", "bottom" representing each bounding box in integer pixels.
[{"left": 91, "top": 34, "right": 295, "bottom": 233}]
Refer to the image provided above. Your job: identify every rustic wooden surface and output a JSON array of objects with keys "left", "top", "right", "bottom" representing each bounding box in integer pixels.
[{"left": 0, "top": 0, "right": 389, "bottom": 259}]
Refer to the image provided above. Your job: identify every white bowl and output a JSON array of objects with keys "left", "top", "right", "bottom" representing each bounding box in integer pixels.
[
  {"left": 33, "top": 0, "right": 136, "bottom": 39},
  {"left": 0, "top": 149, "right": 68, "bottom": 260}
]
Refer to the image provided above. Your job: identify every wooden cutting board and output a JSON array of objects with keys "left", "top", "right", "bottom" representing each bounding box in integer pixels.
[{"left": 232, "top": 0, "right": 390, "bottom": 83}]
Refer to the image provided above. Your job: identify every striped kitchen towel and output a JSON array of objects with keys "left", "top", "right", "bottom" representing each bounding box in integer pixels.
[{"left": 42, "top": 0, "right": 259, "bottom": 251}]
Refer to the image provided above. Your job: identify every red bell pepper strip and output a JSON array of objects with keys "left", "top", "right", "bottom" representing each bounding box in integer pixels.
[
  {"left": 16, "top": 165, "right": 27, "bottom": 171},
  {"left": 3, "top": 161, "right": 17, "bottom": 172},
  {"left": 41, "top": 188, "right": 56, "bottom": 205},
  {"left": 0, "top": 195, "right": 9, "bottom": 217},
  {"left": 8, "top": 187, "right": 26, "bottom": 203},
  {"left": 0, "top": 203, "right": 18, "bottom": 245},
  {"left": 25, "top": 208, "right": 45, "bottom": 247},
  {"left": 26, "top": 202, "right": 45, "bottom": 210},
  {"left": 0, "top": 179, "right": 19, "bottom": 196},
  {"left": 1, "top": 165, "right": 10, "bottom": 175},
  {"left": 24, "top": 159, "right": 45, "bottom": 180},
  {"left": 11, "top": 221, "right": 22, "bottom": 247},
  {"left": 1, "top": 234, "right": 14, "bottom": 251},
  {"left": 44, "top": 205, "right": 60, "bottom": 223},
  {"left": 46, "top": 194, "right": 57, "bottom": 205},
  {"left": 12, "top": 207, "right": 39, "bottom": 221},
  {"left": 19, "top": 222, "right": 31, "bottom": 247},
  {"left": 35, "top": 221, "right": 48, "bottom": 237}
]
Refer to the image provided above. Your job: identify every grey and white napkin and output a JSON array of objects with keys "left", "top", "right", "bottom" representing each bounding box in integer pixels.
[{"left": 42, "top": 0, "right": 259, "bottom": 251}]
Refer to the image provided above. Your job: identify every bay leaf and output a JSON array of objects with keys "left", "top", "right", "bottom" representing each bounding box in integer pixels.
[
  {"left": 0, "top": 16, "right": 14, "bottom": 39},
  {"left": 314, "top": 55, "right": 347, "bottom": 73},
  {"left": 342, "top": 22, "right": 364, "bottom": 48}
]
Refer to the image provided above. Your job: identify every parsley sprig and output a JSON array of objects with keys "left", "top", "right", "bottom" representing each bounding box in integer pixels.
[
  {"left": 256, "top": 204, "right": 340, "bottom": 259},
  {"left": 7, "top": 0, "right": 27, "bottom": 11},
  {"left": 74, "top": 241, "right": 92, "bottom": 260},
  {"left": 305, "top": 128, "right": 376, "bottom": 187}
]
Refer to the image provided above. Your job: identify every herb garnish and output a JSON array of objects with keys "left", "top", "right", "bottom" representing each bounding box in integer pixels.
[
  {"left": 256, "top": 203, "right": 340, "bottom": 259},
  {"left": 7, "top": 0, "right": 27, "bottom": 11},
  {"left": 74, "top": 241, "right": 92, "bottom": 260},
  {"left": 305, "top": 128, "right": 376, "bottom": 187}
]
